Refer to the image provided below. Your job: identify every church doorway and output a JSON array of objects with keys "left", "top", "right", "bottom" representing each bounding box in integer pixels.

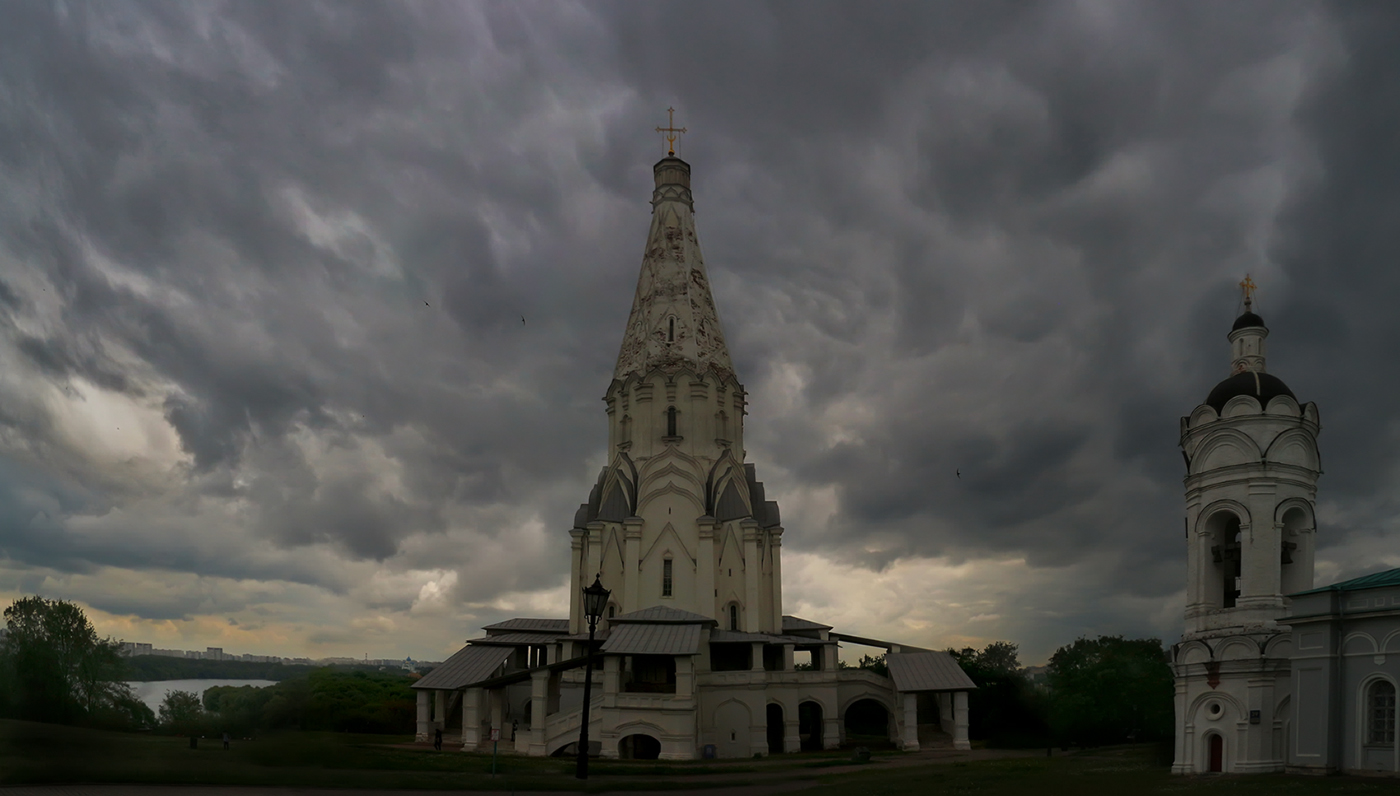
[
  {"left": 844, "top": 699, "right": 890, "bottom": 742},
  {"left": 798, "top": 701, "right": 824, "bottom": 751},
  {"left": 1207, "top": 734, "right": 1224, "bottom": 773},
  {"left": 619, "top": 734, "right": 661, "bottom": 760},
  {"left": 767, "top": 704, "right": 784, "bottom": 754}
]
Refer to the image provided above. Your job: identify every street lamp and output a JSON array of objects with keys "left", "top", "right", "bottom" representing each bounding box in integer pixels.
[{"left": 576, "top": 575, "right": 611, "bottom": 779}]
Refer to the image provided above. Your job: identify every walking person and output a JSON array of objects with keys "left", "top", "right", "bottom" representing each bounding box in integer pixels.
[
  {"left": 433, "top": 728, "right": 442, "bottom": 751},
  {"left": 222, "top": 732, "right": 230, "bottom": 751}
]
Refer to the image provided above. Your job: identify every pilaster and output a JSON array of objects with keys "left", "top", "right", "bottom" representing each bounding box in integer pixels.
[
  {"left": 742, "top": 519, "right": 761, "bottom": 632},
  {"left": 624, "top": 517, "right": 643, "bottom": 613},
  {"left": 698, "top": 517, "right": 717, "bottom": 619}
]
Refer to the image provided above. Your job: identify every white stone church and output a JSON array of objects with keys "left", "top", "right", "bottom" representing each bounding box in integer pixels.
[
  {"left": 1171, "top": 291, "right": 1400, "bottom": 775},
  {"left": 411, "top": 152, "right": 975, "bottom": 759}
]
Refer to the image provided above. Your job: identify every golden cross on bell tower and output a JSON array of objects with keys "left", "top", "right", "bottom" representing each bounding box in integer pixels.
[
  {"left": 1239, "top": 273, "right": 1258, "bottom": 310},
  {"left": 655, "top": 107, "right": 687, "bottom": 156}
]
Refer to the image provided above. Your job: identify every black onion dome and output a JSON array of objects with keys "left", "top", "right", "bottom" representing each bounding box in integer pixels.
[
  {"left": 1232, "top": 311, "right": 1266, "bottom": 331},
  {"left": 1205, "top": 371, "right": 1295, "bottom": 412}
]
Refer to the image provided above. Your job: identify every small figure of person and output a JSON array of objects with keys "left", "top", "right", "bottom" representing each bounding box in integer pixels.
[
  {"left": 222, "top": 732, "right": 230, "bottom": 751},
  {"left": 433, "top": 728, "right": 442, "bottom": 751}
]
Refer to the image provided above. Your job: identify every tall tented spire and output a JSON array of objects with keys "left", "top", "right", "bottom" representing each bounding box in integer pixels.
[{"left": 613, "top": 156, "right": 735, "bottom": 383}]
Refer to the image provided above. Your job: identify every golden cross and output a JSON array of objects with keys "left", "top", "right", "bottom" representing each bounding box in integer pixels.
[
  {"left": 1239, "top": 274, "right": 1257, "bottom": 309},
  {"left": 655, "top": 107, "right": 687, "bottom": 156}
]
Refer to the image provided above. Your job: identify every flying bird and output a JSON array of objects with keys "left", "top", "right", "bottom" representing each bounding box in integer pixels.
[
  {"left": 425, "top": 301, "right": 430, "bottom": 306},
  {"left": 956, "top": 469, "right": 960, "bottom": 478},
  {"left": 521, "top": 315, "right": 526, "bottom": 325}
]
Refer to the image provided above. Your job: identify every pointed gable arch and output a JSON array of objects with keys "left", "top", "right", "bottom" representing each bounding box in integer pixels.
[
  {"left": 716, "top": 522, "right": 745, "bottom": 570},
  {"left": 638, "top": 460, "right": 704, "bottom": 495},
  {"left": 637, "top": 479, "right": 706, "bottom": 516},
  {"left": 1191, "top": 428, "right": 1262, "bottom": 474},
  {"left": 1264, "top": 427, "right": 1320, "bottom": 471},
  {"left": 642, "top": 521, "right": 696, "bottom": 566}
]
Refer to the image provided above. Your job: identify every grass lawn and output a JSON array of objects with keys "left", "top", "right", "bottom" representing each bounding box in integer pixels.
[
  {"left": 5, "top": 721, "right": 1400, "bottom": 793},
  {"left": 804, "top": 745, "right": 1400, "bottom": 795}
]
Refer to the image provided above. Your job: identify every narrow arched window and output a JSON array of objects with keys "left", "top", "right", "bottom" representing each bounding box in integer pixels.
[
  {"left": 668, "top": 318, "right": 675, "bottom": 342},
  {"left": 666, "top": 406, "right": 678, "bottom": 437},
  {"left": 1369, "top": 681, "right": 1396, "bottom": 745},
  {"left": 608, "top": 605, "right": 616, "bottom": 619},
  {"left": 729, "top": 604, "right": 739, "bottom": 631},
  {"left": 662, "top": 559, "right": 673, "bottom": 597}
]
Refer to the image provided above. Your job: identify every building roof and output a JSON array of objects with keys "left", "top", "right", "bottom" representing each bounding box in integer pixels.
[
  {"left": 1204, "top": 371, "right": 1295, "bottom": 413},
  {"left": 708, "top": 630, "right": 836, "bottom": 645},
  {"left": 464, "top": 632, "right": 560, "bottom": 646},
  {"left": 886, "top": 651, "right": 978, "bottom": 693},
  {"left": 1232, "top": 311, "right": 1266, "bottom": 331},
  {"left": 612, "top": 156, "right": 736, "bottom": 384},
  {"left": 1293, "top": 567, "right": 1400, "bottom": 596},
  {"left": 411, "top": 645, "right": 512, "bottom": 690},
  {"left": 782, "top": 615, "right": 833, "bottom": 632},
  {"left": 610, "top": 606, "right": 716, "bottom": 625},
  {"left": 601, "top": 622, "right": 702, "bottom": 656},
  {"left": 481, "top": 618, "right": 570, "bottom": 633}
]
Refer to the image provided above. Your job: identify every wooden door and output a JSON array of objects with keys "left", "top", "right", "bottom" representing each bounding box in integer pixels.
[{"left": 1208, "top": 734, "right": 1223, "bottom": 772}]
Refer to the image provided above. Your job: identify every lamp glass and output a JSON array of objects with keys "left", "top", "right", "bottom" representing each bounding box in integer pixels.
[{"left": 582, "top": 577, "right": 611, "bottom": 621}]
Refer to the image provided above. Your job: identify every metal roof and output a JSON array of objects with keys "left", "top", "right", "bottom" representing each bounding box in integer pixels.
[
  {"left": 1293, "top": 567, "right": 1400, "bottom": 595},
  {"left": 782, "top": 615, "right": 833, "bottom": 631},
  {"left": 611, "top": 606, "right": 716, "bottom": 624},
  {"left": 601, "top": 622, "right": 701, "bottom": 655},
  {"left": 707, "top": 630, "right": 838, "bottom": 646},
  {"left": 465, "top": 632, "right": 561, "bottom": 646},
  {"left": 886, "top": 651, "right": 977, "bottom": 693},
  {"left": 481, "top": 618, "right": 570, "bottom": 632},
  {"left": 411, "top": 645, "right": 513, "bottom": 690}
]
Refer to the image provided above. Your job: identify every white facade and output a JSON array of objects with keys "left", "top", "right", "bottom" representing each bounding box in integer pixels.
[
  {"left": 411, "top": 153, "right": 973, "bottom": 759},
  {"left": 1171, "top": 303, "right": 1323, "bottom": 774}
]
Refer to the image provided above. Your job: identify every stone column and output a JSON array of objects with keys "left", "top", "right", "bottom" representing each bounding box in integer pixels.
[
  {"left": 603, "top": 655, "right": 620, "bottom": 708},
  {"left": 953, "top": 691, "right": 971, "bottom": 750},
  {"left": 769, "top": 528, "right": 785, "bottom": 632},
  {"left": 783, "top": 644, "right": 795, "bottom": 671},
  {"left": 676, "top": 656, "right": 695, "bottom": 697},
  {"left": 416, "top": 690, "right": 431, "bottom": 742},
  {"left": 489, "top": 689, "right": 504, "bottom": 739},
  {"left": 1171, "top": 674, "right": 1191, "bottom": 773},
  {"left": 698, "top": 517, "right": 717, "bottom": 619},
  {"left": 751, "top": 642, "right": 765, "bottom": 676},
  {"left": 742, "top": 520, "right": 761, "bottom": 631},
  {"left": 569, "top": 529, "right": 586, "bottom": 635},
  {"left": 433, "top": 690, "right": 445, "bottom": 732},
  {"left": 624, "top": 517, "right": 643, "bottom": 613},
  {"left": 529, "top": 671, "right": 548, "bottom": 756},
  {"left": 461, "top": 688, "right": 481, "bottom": 750},
  {"left": 586, "top": 521, "right": 604, "bottom": 587},
  {"left": 784, "top": 707, "right": 801, "bottom": 753},
  {"left": 901, "top": 692, "right": 920, "bottom": 751},
  {"left": 823, "top": 712, "right": 842, "bottom": 750}
]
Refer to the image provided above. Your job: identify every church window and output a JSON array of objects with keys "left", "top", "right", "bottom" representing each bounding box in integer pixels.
[
  {"left": 662, "top": 559, "right": 673, "bottom": 597},
  {"left": 729, "top": 603, "right": 739, "bottom": 631},
  {"left": 668, "top": 318, "right": 675, "bottom": 342},
  {"left": 608, "top": 605, "right": 616, "bottom": 619},
  {"left": 1369, "top": 681, "right": 1396, "bottom": 745},
  {"left": 666, "top": 406, "right": 678, "bottom": 437}
]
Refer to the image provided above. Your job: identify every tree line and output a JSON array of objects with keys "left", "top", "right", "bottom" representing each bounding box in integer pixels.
[{"left": 0, "top": 596, "right": 417, "bottom": 736}]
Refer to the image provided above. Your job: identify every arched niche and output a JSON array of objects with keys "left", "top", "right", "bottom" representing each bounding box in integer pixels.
[
  {"left": 1200, "top": 507, "right": 1246, "bottom": 608},
  {"left": 1222, "top": 394, "right": 1262, "bottom": 418},
  {"left": 1278, "top": 502, "right": 1313, "bottom": 594},
  {"left": 1190, "top": 404, "right": 1220, "bottom": 428},
  {"left": 1265, "top": 394, "right": 1301, "bottom": 416}
]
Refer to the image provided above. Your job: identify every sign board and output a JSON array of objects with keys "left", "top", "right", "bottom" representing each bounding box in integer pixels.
[
  {"left": 489, "top": 728, "right": 501, "bottom": 741},
  {"left": 1249, "top": 710, "right": 1261, "bottom": 725}
]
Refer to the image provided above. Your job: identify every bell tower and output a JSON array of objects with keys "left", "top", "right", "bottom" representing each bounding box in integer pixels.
[
  {"left": 565, "top": 131, "right": 786, "bottom": 636},
  {"left": 1171, "top": 278, "right": 1322, "bottom": 774}
]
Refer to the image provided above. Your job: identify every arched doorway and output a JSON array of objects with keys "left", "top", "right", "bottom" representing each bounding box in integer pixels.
[
  {"left": 798, "top": 701, "right": 824, "bottom": 751},
  {"left": 1208, "top": 734, "right": 1223, "bottom": 772},
  {"left": 767, "top": 704, "right": 784, "bottom": 754},
  {"left": 844, "top": 698, "right": 890, "bottom": 741},
  {"left": 619, "top": 734, "right": 661, "bottom": 760}
]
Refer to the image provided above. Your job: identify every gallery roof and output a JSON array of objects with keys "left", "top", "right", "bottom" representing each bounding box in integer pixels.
[
  {"left": 411, "top": 645, "right": 512, "bottom": 690},
  {"left": 886, "top": 651, "right": 978, "bottom": 693},
  {"left": 601, "top": 622, "right": 702, "bottom": 656}
]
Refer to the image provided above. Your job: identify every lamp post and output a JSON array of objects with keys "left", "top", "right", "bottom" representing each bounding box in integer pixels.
[{"left": 576, "top": 575, "right": 611, "bottom": 780}]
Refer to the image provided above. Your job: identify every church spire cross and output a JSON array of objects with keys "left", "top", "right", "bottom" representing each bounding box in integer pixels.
[
  {"left": 655, "top": 107, "right": 687, "bottom": 156},
  {"left": 1239, "top": 274, "right": 1257, "bottom": 311}
]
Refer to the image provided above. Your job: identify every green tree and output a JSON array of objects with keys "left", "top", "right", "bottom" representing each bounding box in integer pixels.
[
  {"left": 1045, "top": 635, "right": 1173, "bottom": 747},
  {"left": 158, "top": 690, "right": 205, "bottom": 735},
  {"left": 948, "top": 642, "right": 1049, "bottom": 747},
  {"left": 0, "top": 595, "right": 134, "bottom": 724}
]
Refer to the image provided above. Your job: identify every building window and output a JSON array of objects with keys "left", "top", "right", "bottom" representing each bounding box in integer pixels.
[
  {"left": 662, "top": 559, "right": 673, "bottom": 597},
  {"left": 668, "top": 317, "right": 675, "bottom": 342},
  {"left": 608, "top": 605, "right": 616, "bottom": 619},
  {"left": 729, "top": 603, "right": 739, "bottom": 631},
  {"left": 1369, "top": 681, "right": 1396, "bottom": 745},
  {"left": 666, "top": 406, "right": 678, "bottom": 437}
]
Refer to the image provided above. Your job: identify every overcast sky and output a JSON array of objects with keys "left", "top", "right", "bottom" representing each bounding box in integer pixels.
[{"left": 2, "top": 1, "right": 1398, "bottom": 665}]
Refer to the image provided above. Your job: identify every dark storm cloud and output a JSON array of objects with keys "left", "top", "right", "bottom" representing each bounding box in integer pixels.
[{"left": 0, "top": 0, "right": 1394, "bottom": 656}]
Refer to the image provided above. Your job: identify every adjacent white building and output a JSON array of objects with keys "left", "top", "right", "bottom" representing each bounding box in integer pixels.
[
  {"left": 412, "top": 152, "right": 975, "bottom": 760},
  {"left": 1171, "top": 295, "right": 1400, "bottom": 776}
]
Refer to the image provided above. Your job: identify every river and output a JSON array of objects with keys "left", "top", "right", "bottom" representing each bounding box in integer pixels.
[{"left": 125, "top": 679, "right": 278, "bottom": 713}]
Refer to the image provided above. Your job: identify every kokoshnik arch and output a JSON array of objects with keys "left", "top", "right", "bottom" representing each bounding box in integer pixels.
[{"left": 408, "top": 136, "right": 976, "bottom": 760}]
